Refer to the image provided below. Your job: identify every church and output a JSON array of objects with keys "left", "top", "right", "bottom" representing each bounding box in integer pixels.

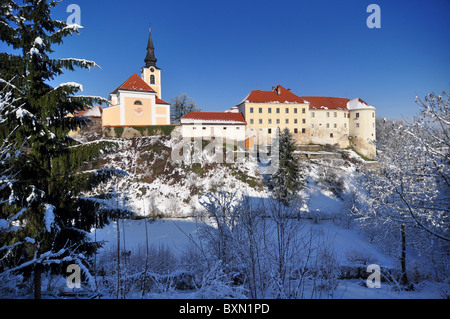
[{"left": 102, "top": 29, "right": 171, "bottom": 128}]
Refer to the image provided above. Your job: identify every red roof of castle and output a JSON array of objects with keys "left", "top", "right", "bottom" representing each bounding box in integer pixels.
[
  {"left": 302, "top": 97, "right": 370, "bottom": 110},
  {"left": 243, "top": 85, "right": 306, "bottom": 104},
  {"left": 181, "top": 112, "right": 247, "bottom": 124},
  {"left": 302, "top": 96, "right": 350, "bottom": 110}
]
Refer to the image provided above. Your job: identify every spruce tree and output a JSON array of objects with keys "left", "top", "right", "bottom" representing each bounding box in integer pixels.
[
  {"left": 0, "top": 0, "right": 127, "bottom": 298},
  {"left": 268, "top": 128, "right": 303, "bottom": 205}
]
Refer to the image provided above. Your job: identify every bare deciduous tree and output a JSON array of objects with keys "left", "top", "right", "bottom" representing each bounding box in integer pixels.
[
  {"left": 170, "top": 93, "right": 200, "bottom": 124},
  {"left": 354, "top": 91, "right": 450, "bottom": 285}
]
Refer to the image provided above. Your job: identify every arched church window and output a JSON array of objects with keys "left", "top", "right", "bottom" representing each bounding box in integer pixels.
[
  {"left": 150, "top": 74, "right": 155, "bottom": 85},
  {"left": 134, "top": 100, "right": 143, "bottom": 106}
]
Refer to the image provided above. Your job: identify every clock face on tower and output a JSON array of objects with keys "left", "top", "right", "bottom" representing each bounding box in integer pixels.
[{"left": 150, "top": 67, "right": 155, "bottom": 72}]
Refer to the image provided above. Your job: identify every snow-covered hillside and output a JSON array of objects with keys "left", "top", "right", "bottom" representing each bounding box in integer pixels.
[
  {"left": 83, "top": 135, "right": 365, "bottom": 220},
  {"left": 84, "top": 135, "right": 269, "bottom": 218},
  {"left": 76, "top": 134, "right": 448, "bottom": 299}
]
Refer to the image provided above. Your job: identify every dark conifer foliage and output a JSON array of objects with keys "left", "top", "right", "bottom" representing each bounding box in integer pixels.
[
  {"left": 0, "top": 0, "right": 128, "bottom": 298},
  {"left": 268, "top": 128, "right": 303, "bottom": 205}
]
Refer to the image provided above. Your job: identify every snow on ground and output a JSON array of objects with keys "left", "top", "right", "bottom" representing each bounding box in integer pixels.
[
  {"left": 92, "top": 218, "right": 448, "bottom": 299},
  {"left": 93, "top": 218, "right": 200, "bottom": 256},
  {"left": 333, "top": 280, "right": 449, "bottom": 299},
  {"left": 86, "top": 136, "right": 448, "bottom": 298},
  {"left": 94, "top": 218, "right": 396, "bottom": 268}
]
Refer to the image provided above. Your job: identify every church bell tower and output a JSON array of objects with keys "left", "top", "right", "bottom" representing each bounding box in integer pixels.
[{"left": 141, "top": 27, "right": 162, "bottom": 99}]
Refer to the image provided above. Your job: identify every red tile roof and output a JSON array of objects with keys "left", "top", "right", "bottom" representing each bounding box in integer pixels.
[
  {"left": 181, "top": 112, "right": 247, "bottom": 124},
  {"left": 73, "top": 106, "right": 102, "bottom": 118},
  {"left": 155, "top": 98, "right": 170, "bottom": 105},
  {"left": 302, "top": 96, "right": 350, "bottom": 110},
  {"left": 114, "top": 73, "right": 156, "bottom": 93},
  {"left": 243, "top": 85, "right": 306, "bottom": 104}
]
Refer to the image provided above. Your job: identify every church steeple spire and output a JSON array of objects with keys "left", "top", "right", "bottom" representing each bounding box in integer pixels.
[{"left": 144, "top": 27, "right": 157, "bottom": 68}]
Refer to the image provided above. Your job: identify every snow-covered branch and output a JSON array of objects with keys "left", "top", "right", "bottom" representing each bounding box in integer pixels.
[{"left": 55, "top": 58, "right": 101, "bottom": 71}]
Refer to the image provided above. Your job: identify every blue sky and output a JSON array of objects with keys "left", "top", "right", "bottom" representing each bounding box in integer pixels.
[{"left": 4, "top": 0, "right": 450, "bottom": 118}]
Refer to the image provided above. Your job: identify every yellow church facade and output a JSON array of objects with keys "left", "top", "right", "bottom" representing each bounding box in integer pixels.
[{"left": 102, "top": 29, "right": 170, "bottom": 128}]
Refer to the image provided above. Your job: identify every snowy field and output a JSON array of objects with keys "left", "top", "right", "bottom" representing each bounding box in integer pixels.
[
  {"left": 93, "top": 218, "right": 200, "bottom": 256},
  {"left": 92, "top": 218, "right": 449, "bottom": 299}
]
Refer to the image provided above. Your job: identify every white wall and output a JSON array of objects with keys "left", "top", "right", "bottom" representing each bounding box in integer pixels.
[
  {"left": 181, "top": 124, "right": 246, "bottom": 142},
  {"left": 309, "top": 109, "right": 350, "bottom": 148}
]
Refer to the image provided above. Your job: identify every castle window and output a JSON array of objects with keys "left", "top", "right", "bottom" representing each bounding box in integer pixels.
[
  {"left": 294, "top": 128, "right": 298, "bottom": 133},
  {"left": 268, "top": 108, "right": 272, "bottom": 114},
  {"left": 334, "top": 112, "right": 337, "bottom": 117},
  {"left": 356, "top": 113, "right": 360, "bottom": 118},
  {"left": 250, "top": 108, "right": 254, "bottom": 113},
  {"left": 294, "top": 119, "right": 298, "bottom": 124},
  {"left": 356, "top": 123, "right": 360, "bottom": 128},
  {"left": 268, "top": 129, "right": 272, "bottom": 134},
  {"left": 285, "top": 108, "right": 289, "bottom": 114},
  {"left": 302, "top": 108, "right": 306, "bottom": 114},
  {"left": 276, "top": 119, "right": 280, "bottom": 124},
  {"left": 330, "top": 133, "right": 334, "bottom": 138},
  {"left": 312, "top": 112, "right": 315, "bottom": 118},
  {"left": 326, "top": 112, "right": 330, "bottom": 118},
  {"left": 134, "top": 100, "right": 143, "bottom": 106},
  {"left": 302, "top": 128, "right": 306, "bottom": 133},
  {"left": 294, "top": 108, "right": 298, "bottom": 114},
  {"left": 268, "top": 119, "right": 272, "bottom": 124},
  {"left": 250, "top": 119, "right": 254, "bottom": 124},
  {"left": 276, "top": 108, "right": 280, "bottom": 114},
  {"left": 259, "top": 108, "right": 263, "bottom": 113},
  {"left": 302, "top": 119, "right": 306, "bottom": 124},
  {"left": 259, "top": 119, "right": 263, "bottom": 124},
  {"left": 150, "top": 74, "right": 155, "bottom": 85}
]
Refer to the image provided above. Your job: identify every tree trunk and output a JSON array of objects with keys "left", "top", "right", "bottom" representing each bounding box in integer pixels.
[
  {"left": 33, "top": 264, "right": 42, "bottom": 300},
  {"left": 116, "top": 216, "right": 121, "bottom": 299},
  {"left": 400, "top": 223, "right": 408, "bottom": 286}
]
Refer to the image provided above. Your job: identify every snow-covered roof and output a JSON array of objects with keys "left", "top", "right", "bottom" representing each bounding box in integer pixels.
[{"left": 347, "top": 98, "right": 375, "bottom": 110}]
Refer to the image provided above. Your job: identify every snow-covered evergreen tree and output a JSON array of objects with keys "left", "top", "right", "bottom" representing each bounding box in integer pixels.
[
  {"left": 0, "top": 0, "right": 126, "bottom": 298},
  {"left": 268, "top": 128, "right": 303, "bottom": 206}
]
